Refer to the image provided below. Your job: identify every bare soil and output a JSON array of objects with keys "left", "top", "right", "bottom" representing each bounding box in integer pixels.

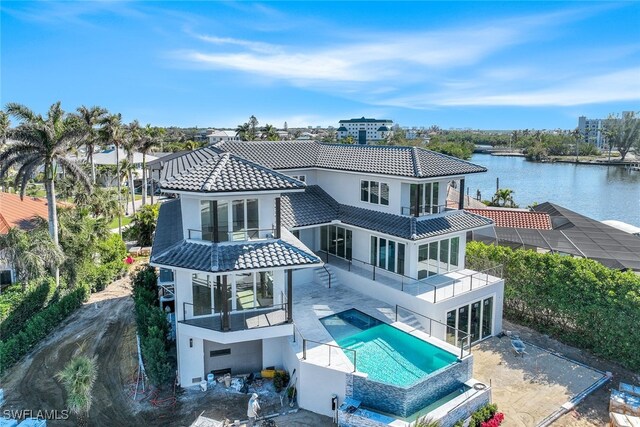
[
  {"left": 503, "top": 319, "right": 640, "bottom": 426},
  {"left": 0, "top": 270, "right": 323, "bottom": 427}
]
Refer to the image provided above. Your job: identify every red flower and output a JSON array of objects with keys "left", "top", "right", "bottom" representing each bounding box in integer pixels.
[{"left": 481, "top": 413, "right": 505, "bottom": 427}]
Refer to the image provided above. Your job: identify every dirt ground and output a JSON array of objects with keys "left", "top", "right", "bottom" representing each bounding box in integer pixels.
[
  {"left": 502, "top": 319, "right": 640, "bottom": 427},
  {"left": 0, "top": 270, "right": 332, "bottom": 427}
]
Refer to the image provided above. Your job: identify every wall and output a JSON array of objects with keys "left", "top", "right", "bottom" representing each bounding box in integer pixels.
[
  {"left": 203, "top": 339, "right": 262, "bottom": 376},
  {"left": 351, "top": 357, "right": 472, "bottom": 417},
  {"left": 262, "top": 336, "right": 286, "bottom": 369},
  {"left": 176, "top": 326, "right": 205, "bottom": 385}
]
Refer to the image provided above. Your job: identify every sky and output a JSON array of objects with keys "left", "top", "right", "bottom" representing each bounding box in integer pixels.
[{"left": 1, "top": 1, "right": 639, "bottom": 130}]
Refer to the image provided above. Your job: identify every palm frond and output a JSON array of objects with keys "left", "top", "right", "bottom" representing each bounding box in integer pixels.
[{"left": 6, "top": 102, "right": 40, "bottom": 123}]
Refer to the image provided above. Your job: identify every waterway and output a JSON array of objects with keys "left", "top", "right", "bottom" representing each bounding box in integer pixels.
[{"left": 466, "top": 154, "right": 640, "bottom": 227}]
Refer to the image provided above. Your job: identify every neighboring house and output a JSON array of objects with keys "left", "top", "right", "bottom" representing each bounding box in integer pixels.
[
  {"left": 468, "top": 202, "right": 640, "bottom": 271},
  {"left": 207, "top": 129, "right": 240, "bottom": 145},
  {"left": 337, "top": 117, "right": 393, "bottom": 144},
  {"left": 0, "top": 192, "right": 50, "bottom": 286},
  {"left": 150, "top": 141, "right": 504, "bottom": 426}
]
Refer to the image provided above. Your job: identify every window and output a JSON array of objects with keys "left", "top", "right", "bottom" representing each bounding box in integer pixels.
[
  {"left": 409, "top": 182, "right": 440, "bottom": 215},
  {"left": 417, "top": 236, "right": 461, "bottom": 279},
  {"left": 321, "top": 225, "right": 352, "bottom": 259},
  {"left": 360, "top": 180, "right": 389, "bottom": 206},
  {"left": 446, "top": 297, "right": 494, "bottom": 346},
  {"left": 210, "top": 349, "right": 231, "bottom": 357},
  {"left": 0, "top": 270, "right": 12, "bottom": 286},
  {"left": 370, "top": 236, "right": 405, "bottom": 275},
  {"left": 291, "top": 175, "right": 306, "bottom": 182},
  {"left": 201, "top": 199, "right": 259, "bottom": 242},
  {"left": 192, "top": 273, "right": 213, "bottom": 316}
]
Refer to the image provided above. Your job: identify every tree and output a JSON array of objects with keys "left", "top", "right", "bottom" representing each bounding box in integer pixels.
[
  {"left": 0, "top": 111, "right": 10, "bottom": 145},
  {"left": 603, "top": 111, "right": 640, "bottom": 161},
  {"left": 339, "top": 135, "right": 355, "bottom": 144},
  {"left": 124, "top": 121, "right": 143, "bottom": 216},
  {"left": 1, "top": 102, "right": 91, "bottom": 285},
  {"left": 138, "top": 125, "right": 164, "bottom": 205},
  {"left": 126, "top": 204, "right": 159, "bottom": 246},
  {"left": 0, "top": 227, "right": 64, "bottom": 288},
  {"left": 235, "top": 123, "right": 250, "bottom": 141},
  {"left": 56, "top": 355, "right": 98, "bottom": 426},
  {"left": 248, "top": 115, "right": 259, "bottom": 140},
  {"left": 262, "top": 124, "right": 279, "bottom": 141},
  {"left": 76, "top": 106, "right": 107, "bottom": 184},
  {"left": 489, "top": 188, "right": 517, "bottom": 208},
  {"left": 99, "top": 113, "right": 125, "bottom": 236}
]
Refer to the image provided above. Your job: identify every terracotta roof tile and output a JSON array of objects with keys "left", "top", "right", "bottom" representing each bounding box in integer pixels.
[
  {"left": 0, "top": 192, "right": 50, "bottom": 234},
  {"left": 465, "top": 208, "right": 552, "bottom": 230}
]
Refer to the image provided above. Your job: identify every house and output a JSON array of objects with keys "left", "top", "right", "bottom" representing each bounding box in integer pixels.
[
  {"left": 337, "top": 117, "right": 393, "bottom": 144},
  {"left": 207, "top": 129, "right": 240, "bottom": 145},
  {"left": 150, "top": 141, "right": 504, "bottom": 426},
  {"left": 468, "top": 202, "right": 640, "bottom": 271},
  {"left": 0, "top": 192, "right": 50, "bottom": 286}
]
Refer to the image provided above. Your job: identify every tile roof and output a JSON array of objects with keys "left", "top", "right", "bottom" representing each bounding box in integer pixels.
[
  {"left": 465, "top": 208, "right": 552, "bottom": 229},
  {"left": 152, "top": 239, "right": 322, "bottom": 273},
  {"left": 215, "top": 141, "right": 486, "bottom": 178},
  {"left": 0, "top": 192, "right": 50, "bottom": 234},
  {"left": 282, "top": 186, "right": 494, "bottom": 240},
  {"left": 158, "top": 146, "right": 306, "bottom": 194}
]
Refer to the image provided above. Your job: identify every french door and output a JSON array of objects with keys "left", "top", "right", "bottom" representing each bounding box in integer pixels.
[{"left": 446, "top": 296, "right": 494, "bottom": 347}]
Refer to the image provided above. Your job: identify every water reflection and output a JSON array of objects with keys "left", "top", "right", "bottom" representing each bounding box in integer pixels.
[{"left": 466, "top": 154, "right": 640, "bottom": 227}]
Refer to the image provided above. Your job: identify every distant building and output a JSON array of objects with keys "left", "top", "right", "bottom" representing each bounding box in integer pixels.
[
  {"left": 578, "top": 116, "right": 605, "bottom": 148},
  {"left": 337, "top": 117, "right": 393, "bottom": 144},
  {"left": 207, "top": 130, "right": 240, "bottom": 145},
  {"left": 578, "top": 112, "right": 633, "bottom": 149}
]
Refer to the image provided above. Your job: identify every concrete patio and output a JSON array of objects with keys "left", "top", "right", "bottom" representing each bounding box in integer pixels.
[{"left": 472, "top": 336, "right": 608, "bottom": 426}]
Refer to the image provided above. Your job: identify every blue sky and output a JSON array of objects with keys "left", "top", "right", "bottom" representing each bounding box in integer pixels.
[{"left": 1, "top": 1, "right": 639, "bottom": 130}]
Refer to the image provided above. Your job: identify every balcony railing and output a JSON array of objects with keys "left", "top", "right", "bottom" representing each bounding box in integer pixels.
[
  {"left": 322, "top": 251, "right": 502, "bottom": 303},
  {"left": 181, "top": 301, "right": 289, "bottom": 332},
  {"left": 293, "top": 324, "right": 357, "bottom": 373},
  {"left": 187, "top": 227, "right": 276, "bottom": 242},
  {"left": 400, "top": 203, "right": 449, "bottom": 216}
]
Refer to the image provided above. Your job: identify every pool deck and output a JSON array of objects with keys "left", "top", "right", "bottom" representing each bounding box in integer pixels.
[
  {"left": 472, "top": 336, "right": 608, "bottom": 426},
  {"left": 291, "top": 280, "right": 464, "bottom": 374}
]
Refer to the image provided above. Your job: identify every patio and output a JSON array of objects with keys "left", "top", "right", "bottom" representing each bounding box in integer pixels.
[{"left": 472, "top": 336, "right": 608, "bottom": 426}]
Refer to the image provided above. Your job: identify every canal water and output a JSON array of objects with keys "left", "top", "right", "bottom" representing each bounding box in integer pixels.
[{"left": 466, "top": 154, "right": 640, "bottom": 227}]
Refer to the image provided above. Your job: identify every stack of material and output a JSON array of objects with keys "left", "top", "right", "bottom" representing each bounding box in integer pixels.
[{"left": 610, "top": 383, "right": 640, "bottom": 426}]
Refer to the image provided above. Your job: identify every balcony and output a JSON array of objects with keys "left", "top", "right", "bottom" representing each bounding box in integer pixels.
[
  {"left": 179, "top": 303, "right": 291, "bottom": 344},
  {"left": 400, "top": 203, "right": 450, "bottom": 217},
  {"left": 321, "top": 252, "right": 503, "bottom": 303},
  {"left": 187, "top": 227, "right": 275, "bottom": 242}
]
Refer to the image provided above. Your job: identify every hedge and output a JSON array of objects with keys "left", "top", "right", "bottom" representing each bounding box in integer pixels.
[
  {"left": 0, "top": 278, "right": 57, "bottom": 338},
  {"left": 466, "top": 241, "right": 640, "bottom": 371},
  {"left": 132, "top": 266, "right": 172, "bottom": 386},
  {"left": 0, "top": 284, "right": 90, "bottom": 374}
]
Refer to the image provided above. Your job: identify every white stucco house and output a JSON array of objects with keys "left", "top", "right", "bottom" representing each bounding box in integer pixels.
[{"left": 150, "top": 141, "right": 503, "bottom": 426}]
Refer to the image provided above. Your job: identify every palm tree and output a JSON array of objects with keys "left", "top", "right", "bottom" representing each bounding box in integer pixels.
[
  {"left": 124, "top": 121, "right": 142, "bottom": 216},
  {"left": 262, "top": 124, "right": 279, "bottom": 141},
  {"left": 0, "top": 111, "right": 10, "bottom": 145},
  {"left": 138, "top": 125, "right": 164, "bottom": 205},
  {"left": 490, "top": 188, "right": 517, "bottom": 208},
  {"left": 0, "top": 227, "right": 64, "bottom": 289},
  {"left": 56, "top": 354, "right": 98, "bottom": 426},
  {"left": 98, "top": 113, "right": 124, "bottom": 236},
  {"left": 1, "top": 102, "right": 91, "bottom": 285},
  {"left": 76, "top": 106, "right": 108, "bottom": 184},
  {"left": 248, "top": 115, "right": 259, "bottom": 140},
  {"left": 235, "top": 123, "right": 250, "bottom": 141}
]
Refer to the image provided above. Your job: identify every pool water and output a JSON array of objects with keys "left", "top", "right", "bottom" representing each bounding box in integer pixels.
[{"left": 320, "top": 309, "right": 458, "bottom": 387}]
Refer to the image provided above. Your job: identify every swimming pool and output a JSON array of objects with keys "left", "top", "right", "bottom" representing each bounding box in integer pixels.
[{"left": 320, "top": 309, "right": 458, "bottom": 387}]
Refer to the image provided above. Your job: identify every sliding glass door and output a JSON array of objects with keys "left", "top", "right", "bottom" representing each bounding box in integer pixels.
[
  {"left": 320, "top": 225, "right": 352, "bottom": 260},
  {"left": 445, "top": 296, "right": 494, "bottom": 346}
]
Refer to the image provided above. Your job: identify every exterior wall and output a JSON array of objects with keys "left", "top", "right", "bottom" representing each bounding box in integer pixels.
[
  {"left": 176, "top": 326, "right": 205, "bottom": 385},
  {"left": 0, "top": 252, "right": 14, "bottom": 285},
  {"left": 262, "top": 336, "right": 286, "bottom": 369},
  {"left": 203, "top": 339, "right": 262, "bottom": 376}
]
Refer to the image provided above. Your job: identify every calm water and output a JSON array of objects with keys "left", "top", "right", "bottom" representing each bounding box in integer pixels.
[{"left": 466, "top": 154, "right": 640, "bottom": 227}]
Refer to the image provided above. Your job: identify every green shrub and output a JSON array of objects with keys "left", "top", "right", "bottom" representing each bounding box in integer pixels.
[
  {"left": 0, "top": 278, "right": 57, "bottom": 338},
  {"left": 273, "top": 370, "right": 290, "bottom": 392},
  {"left": 142, "top": 325, "right": 172, "bottom": 386},
  {"left": 132, "top": 266, "right": 159, "bottom": 307},
  {"left": 469, "top": 403, "right": 497, "bottom": 427},
  {"left": 0, "top": 284, "right": 89, "bottom": 374},
  {"left": 466, "top": 241, "right": 640, "bottom": 371},
  {"left": 99, "top": 234, "right": 127, "bottom": 265}
]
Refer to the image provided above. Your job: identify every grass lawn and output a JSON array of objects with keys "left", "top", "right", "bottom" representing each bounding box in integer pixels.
[{"left": 107, "top": 216, "right": 132, "bottom": 229}]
